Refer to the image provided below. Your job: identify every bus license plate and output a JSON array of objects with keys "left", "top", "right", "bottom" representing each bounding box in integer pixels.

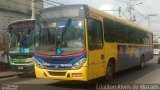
[{"left": 18, "top": 67, "right": 23, "bottom": 70}]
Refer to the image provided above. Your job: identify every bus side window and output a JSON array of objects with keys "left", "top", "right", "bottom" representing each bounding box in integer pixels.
[
  {"left": 88, "top": 18, "right": 103, "bottom": 50},
  {"left": 103, "top": 18, "right": 115, "bottom": 42},
  {"left": 115, "top": 21, "right": 125, "bottom": 43}
]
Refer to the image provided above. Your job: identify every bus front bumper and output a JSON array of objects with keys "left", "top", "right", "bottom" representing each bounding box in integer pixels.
[
  {"left": 10, "top": 64, "right": 34, "bottom": 73},
  {"left": 35, "top": 66, "right": 88, "bottom": 81}
]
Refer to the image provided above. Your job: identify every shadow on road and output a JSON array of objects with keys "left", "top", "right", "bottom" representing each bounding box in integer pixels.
[
  {"left": 111, "top": 63, "right": 160, "bottom": 84},
  {"left": 47, "top": 61, "right": 160, "bottom": 90},
  {"left": 17, "top": 73, "right": 36, "bottom": 78}
]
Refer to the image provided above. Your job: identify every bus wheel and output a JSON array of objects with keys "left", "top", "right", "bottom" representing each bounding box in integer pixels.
[
  {"left": 139, "top": 56, "right": 145, "bottom": 69},
  {"left": 105, "top": 61, "right": 114, "bottom": 82}
]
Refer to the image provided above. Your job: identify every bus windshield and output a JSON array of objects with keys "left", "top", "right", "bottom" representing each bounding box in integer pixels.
[
  {"left": 9, "top": 23, "right": 35, "bottom": 54},
  {"left": 36, "top": 19, "right": 85, "bottom": 55}
]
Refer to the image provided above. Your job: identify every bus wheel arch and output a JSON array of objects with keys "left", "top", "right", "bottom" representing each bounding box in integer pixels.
[{"left": 105, "top": 58, "right": 116, "bottom": 81}]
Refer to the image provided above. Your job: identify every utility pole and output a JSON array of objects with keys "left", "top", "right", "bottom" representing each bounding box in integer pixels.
[
  {"left": 129, "top": 0, "right": 132, "bottom": 21},
  {"left": 31, "top": 0, "right": 36, "bottom": 19},
  {"left": 118, "top": 7, "right": 121, "bottom": 17},
  {"left": 124, "top": 0, "right": 143, "bottom": 22},
  {"left": 148, "top": 14, "right": 158, "bottom": 30}
]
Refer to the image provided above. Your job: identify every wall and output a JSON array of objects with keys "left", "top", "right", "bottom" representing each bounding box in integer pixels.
[{"left": 0, "top": 0, "right": 43, "bottom": 15}]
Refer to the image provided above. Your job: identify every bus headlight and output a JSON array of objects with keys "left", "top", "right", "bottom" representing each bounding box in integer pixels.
[
  {"left": 71, "top": 58, "right": 86, "bottom": 70},
  {"left": 8, "top": 56, "right": 15, "bottom": 65},
  {"left": 34, "top": 58, "right": 44, "bottom": 69},
  {"left": 9, "top": 60, "right": 14, "bottom": 65},
  {"left": 26, "top": 58, "right": 34, "bottom": 62},
  {"left": 42, "top": 62, "right": 50, "bottom": 66}
]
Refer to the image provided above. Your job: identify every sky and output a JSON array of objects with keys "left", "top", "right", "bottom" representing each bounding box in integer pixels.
[{"left": 44, "top": 0, "right": 160, "bottom": 34}]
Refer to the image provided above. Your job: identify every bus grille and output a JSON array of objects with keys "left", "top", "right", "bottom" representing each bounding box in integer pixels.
[
  {"left": 13, "top": 62, "right": 32, "bottom": 64},
  {"left": 43, "top": 58, "right": 72, "bottom": 64},
  {"left": 10, "top": 55, "right": 32, "bottom": 59},
  {"left": 48, "top": 71, "right": 66, "bottom": 76}
]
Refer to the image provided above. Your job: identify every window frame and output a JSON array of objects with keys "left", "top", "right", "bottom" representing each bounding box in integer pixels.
[
  {"left": 87, "top": 18, "right": 104, "bottom": 51},
  {"left": 103, "top": 18, "right": 115, "bottom": 42}
]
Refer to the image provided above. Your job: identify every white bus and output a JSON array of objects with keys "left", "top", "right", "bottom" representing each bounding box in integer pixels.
[
  {"left": 8, "top": 19, "right": 35, "bottom": 72},
  {"left": 153, "top": 43, "right": 160, "bottom": 55}
]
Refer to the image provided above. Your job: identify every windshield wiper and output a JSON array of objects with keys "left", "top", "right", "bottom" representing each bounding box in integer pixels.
[
  {"left": 55, "top": 18, "right": 72, "bottom": 55},
  {"left": 61, "top": 18, "right": 72, "bottom": 42},
  {"left": 37, "top": 13, "right": 52, "bottom": 43}
]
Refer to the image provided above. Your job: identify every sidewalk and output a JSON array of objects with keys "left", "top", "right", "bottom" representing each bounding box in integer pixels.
[{"left": 0, "top": 71, "right": 24, "bottom": 79}]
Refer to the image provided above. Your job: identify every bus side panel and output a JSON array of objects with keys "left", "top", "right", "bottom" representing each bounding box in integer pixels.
[
  {"left": 87, "top": 12, "right": 106, "bottom": 80},
  {"left": 117, "top": 45, "right": 141, "bottom": 71},
  {"left": 116, "top": 45, "right": 153, "bottom": 71},
  {"left": 87, "top": 50, "right": 106, "bottom": 80},
  {"left": 145, "top": 46, "right": 153, "bottom": 62},
  {"left": 104, "top": 43, "right": 117, "bottom": 72}
]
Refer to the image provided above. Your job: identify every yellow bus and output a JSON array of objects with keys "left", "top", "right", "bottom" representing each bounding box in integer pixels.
[{"left": 34, "top": 4, "right": 153, "bottom": 81}]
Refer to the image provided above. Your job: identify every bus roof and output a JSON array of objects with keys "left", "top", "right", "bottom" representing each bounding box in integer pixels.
[
  {"left": 37, "top": 4, "right": 87, "bottom": 12},
  {"left": 36, "top": 4, "right": 152, "bottom": 33},
  {"left": 88, "top": 5, "right": 152, "bottom": 33}
]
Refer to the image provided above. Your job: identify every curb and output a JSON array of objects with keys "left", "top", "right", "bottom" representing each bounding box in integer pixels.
[
  {"left": 0, "top": 72, "right": 34, "bottom": 79},
  {"left": 0, "top": 74, "right": 18, "bottom": 79}
]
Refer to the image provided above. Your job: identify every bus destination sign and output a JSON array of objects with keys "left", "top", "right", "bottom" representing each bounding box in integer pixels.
[{"left": 11, "top": 22, "right": 34, "bottom": 29}]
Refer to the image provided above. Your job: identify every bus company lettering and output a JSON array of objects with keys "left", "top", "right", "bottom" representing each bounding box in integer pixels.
[
  {"left": 60, "top": 64, "right": 72, "bottom": 67},
  {"left": 126, "top": 46, "right": 139, "bottom": 57}
]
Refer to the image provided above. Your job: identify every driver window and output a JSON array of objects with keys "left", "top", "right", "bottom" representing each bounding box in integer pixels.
[{"left": 88, "top": 18, "right": 103, "bottom": 50}]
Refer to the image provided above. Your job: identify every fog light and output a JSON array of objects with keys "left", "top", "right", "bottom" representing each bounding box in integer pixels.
[
  {"left": 72, "top": 73, "right": 83, "bottom": 77},
  {"left": 67, "top": 73, "right": 70, "bottom": 78}
]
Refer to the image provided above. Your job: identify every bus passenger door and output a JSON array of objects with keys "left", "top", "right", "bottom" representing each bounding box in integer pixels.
[{"left": 87, "top": 15, "right": 105, "bottom": 80}]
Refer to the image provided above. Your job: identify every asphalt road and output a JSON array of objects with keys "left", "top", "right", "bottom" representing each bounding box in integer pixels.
[{"left": 0, "top": 55, "right": 160, "bottom": 90}]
